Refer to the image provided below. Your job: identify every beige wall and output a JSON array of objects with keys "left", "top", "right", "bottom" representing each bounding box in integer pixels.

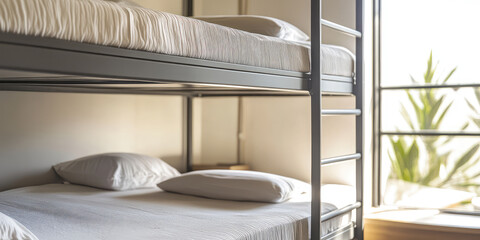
[
  {"left": 241, "top": 96, "right": 356, "bottom": 185},
  {"left": 130, "top": 0, "right": 183, "bottom": 14},
  {"left": 0, "top": 93, "right": 239, "bottom": 190},
  {"left": 246, "top": 0, "right": 356, "bottom": 52},
  {"left": 193, "top": 97, "right": 239, "bottom": 165},
  {"left": 194, "top": 0, "right": 239, "bottom": 16},
  {"left": 0, "top": 92, "right": 184, "bottom": 191},
  {"left": 129, "top": 0, "right": 239, "bottom": 16}
]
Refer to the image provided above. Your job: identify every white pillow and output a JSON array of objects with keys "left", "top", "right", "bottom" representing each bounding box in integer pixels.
[
  {"left": 0, "top": 212, "right": 38, "bottom": 240},
  {"left": 54, "top": 153, "right": 180, "bottom": 191},
  {"left": 158, "top": 170, "right": 310, "bottom": 203},
  {"left": 195, "top": 15, "right": 310, "bottom": 42}
]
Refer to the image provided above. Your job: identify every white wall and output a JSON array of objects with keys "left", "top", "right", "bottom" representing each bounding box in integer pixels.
[{"left": 0, "top": 92, "right": 183, "bottom": 191}]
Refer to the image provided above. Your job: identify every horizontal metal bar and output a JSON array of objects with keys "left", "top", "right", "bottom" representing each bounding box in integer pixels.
[
  {"left": 321, "top": 74, "right": 354, "bottom": 83},
  {"left": 381, "top": 83, "right": 480, "bottom": 90},
  {"left": 321, "top": 202, "right": 362, "bottom": 222},
  {"left": 321, "top": 19, "right": 362, "bottom": 38},
  {"left": 322, "top": 109, "right": 361, "bottom": 116},
  {"left": 381, "top": 131, "right": 480, "bottom": 137},
  {"left": 0, "top": 38, "right": 309, "bottom": 92},
  {"left": 321, "top": 153, "right": 361, "bottom": 165},
  {"left": 320, "top": 223, "right": 354, "bottom": 240},
  {"left": 195, "top": 93, "right": 309, "bottom": 97}
]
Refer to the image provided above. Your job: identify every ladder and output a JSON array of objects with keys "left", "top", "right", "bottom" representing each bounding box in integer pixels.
[{"left": 310, "top": 0, "right": 364, "bottom": 239}]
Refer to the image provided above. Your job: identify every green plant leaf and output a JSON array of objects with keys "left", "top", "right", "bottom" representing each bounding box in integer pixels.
[
  {"left": 432, "top": 101, "right": 453, "bottom": 129},
  {"left": 439, "top": 145, "right": 480, "bottom": 187},
  {"left": 421, "top": 152, "right": 449, "bottom": 185},
  {"left": 466, "top": 99, "right": 478, "bottom": 113},
  {"left": 441, "top": 67, "right": 457, "bottom": 84},
  {"left": 453, "top": 183, "right": 480, "bottom": 188},
  {"left": 474, "top": 88, "right": 480, "bottom": 104},
  {"left": 401, "top": 104, "right": 416, "bottom": 129},
  {"left": 407, "top": 140, "right": 420, "bottom": 182},
  {"left": 424, "top": 51, "right": 434, "bottom": 84},
  {"left": 406, "top": 91, "right": 425, "bottom": 128},
  {"left": 410, "top": 75, "right": 418, "bottom": 84},
  {"left": 429, "top": 95, "right": 445, "bottom": 119},
  {"left": 389, "top": 137, "right": 421, "bottom": 182},
  {"left": 473, "top": 119, "right": 480, "bottom": 128},
  {"left": 461, "top": 156, "right": 480, "bottom": 176}
]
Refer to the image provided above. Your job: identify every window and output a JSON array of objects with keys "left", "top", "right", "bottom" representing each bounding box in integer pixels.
[{"left": 375, "top": 0, "right": 480, "bottom": 212}]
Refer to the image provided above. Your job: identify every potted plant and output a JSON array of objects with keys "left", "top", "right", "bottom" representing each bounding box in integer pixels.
[{"left": 386, "top": 52, "right": 480, "bottom": 208}]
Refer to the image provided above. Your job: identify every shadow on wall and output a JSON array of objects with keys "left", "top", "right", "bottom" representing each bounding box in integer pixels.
[
  {"left": 160, "top": 155, "right": 185, "bottom": 172},
  {"left": 3, "top": 168, "right": 63, "bottom": 191}
]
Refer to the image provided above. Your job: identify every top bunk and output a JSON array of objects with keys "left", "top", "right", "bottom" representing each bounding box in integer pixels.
[{"left": 0, "top": 0, "right": 359, "bottom": 96}]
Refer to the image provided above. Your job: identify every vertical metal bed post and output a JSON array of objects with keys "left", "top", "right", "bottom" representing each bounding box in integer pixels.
[
  {"left": 310, "top": 0, "right": 323, "bottom": 239},
  {"left": 183, "top": 0, "right": 193, "bottom": 17},
  {"left": 372, "top": 0, "right": 382, "bottom": 207},
  {"left": 183, "top": 96, "right": 194, "bottom": 172},
  {"left": 182, "top": 1, "right": 193, "bottom": 173},
  {"left": 354, "top": 0, "right": 365, "bottom": 239}
]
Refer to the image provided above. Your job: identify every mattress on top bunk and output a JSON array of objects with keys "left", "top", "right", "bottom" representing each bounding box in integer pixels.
[
  {"left": 0, "top": 183, "right": 355, "bottom": 240},
  {"left": 0, "top": 0, "right": 354, "bottom": 76}
]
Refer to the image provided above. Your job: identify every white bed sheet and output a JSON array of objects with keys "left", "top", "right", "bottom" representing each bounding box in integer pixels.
[
  {"left": 0, "top": 0, "right": 354, "bottom": 76},
  {"left": 0, "top": 183, "right": 354, "bottom": 240}
]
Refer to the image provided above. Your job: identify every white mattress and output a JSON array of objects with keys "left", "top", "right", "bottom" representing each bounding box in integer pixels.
[
  {"left": 0, "top": 0, "right": 354, "bottom": 76},
  {"left": 0, "top": 183, "right": 355, "bottom": 240}
]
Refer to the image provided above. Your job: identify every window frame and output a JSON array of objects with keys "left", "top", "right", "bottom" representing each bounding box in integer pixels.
[{"left": 372, "top": 0, "right": 480, "bottom": 210}]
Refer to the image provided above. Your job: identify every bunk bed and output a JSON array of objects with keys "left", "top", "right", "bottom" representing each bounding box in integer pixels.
[{"left": 0, "top": 0, "right": 364, "bottom": 239}]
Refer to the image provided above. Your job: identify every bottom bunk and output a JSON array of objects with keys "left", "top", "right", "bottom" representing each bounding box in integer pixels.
[{"left": 0, "top": 183, "right": 356, "bottom": 240}]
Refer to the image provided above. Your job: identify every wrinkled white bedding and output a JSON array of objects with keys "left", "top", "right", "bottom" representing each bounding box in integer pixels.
[
  {"left": 0, "top": 212, "right": 38, "bottom": 240},
  {"left": 0, "top": 0, "right": 354, "bottom": 76},
  {"left": 0, "top": 184, "right": 354, "bottom": 240}
]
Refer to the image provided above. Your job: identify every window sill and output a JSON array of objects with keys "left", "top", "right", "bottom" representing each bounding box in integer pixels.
[{"left": 365, "top": 208, "right": 480, "bottom": 240}]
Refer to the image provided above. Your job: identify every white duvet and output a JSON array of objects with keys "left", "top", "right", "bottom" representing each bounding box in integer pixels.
[
  {"left": 0, "top": 0, "right": 354, "bottom": 75},
  {"left": 0, "top": 184, "right": 354, "bottom": 240}
]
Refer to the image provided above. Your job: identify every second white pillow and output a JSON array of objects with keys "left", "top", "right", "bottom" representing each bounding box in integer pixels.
[
  {"left": 158, "top": 170, "right": 310, "bottom": 203},
  {"left": 195, "top": 15, "right": 310, "bottom": 42}
]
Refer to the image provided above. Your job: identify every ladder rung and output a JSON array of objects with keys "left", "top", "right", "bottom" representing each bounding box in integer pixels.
[
  {"left": 321, "top": 19, "right": 362, "bottom": 38},
  {"left": 321, "top": 109, "right": 361, "bottom": 116},
  {"left": 321, "top": 202, "right": 362, "bottom": 222},
  {"left": 321, "top": 74, "right": 353, "bottom": 82},
  {"left": 321, "top": 153, "right": 361, "bottom": 165}
]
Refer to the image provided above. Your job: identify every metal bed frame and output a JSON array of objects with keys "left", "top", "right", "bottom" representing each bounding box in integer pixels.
[{"left": 0, "top": 0, "right": 364, "bottom": 239}]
